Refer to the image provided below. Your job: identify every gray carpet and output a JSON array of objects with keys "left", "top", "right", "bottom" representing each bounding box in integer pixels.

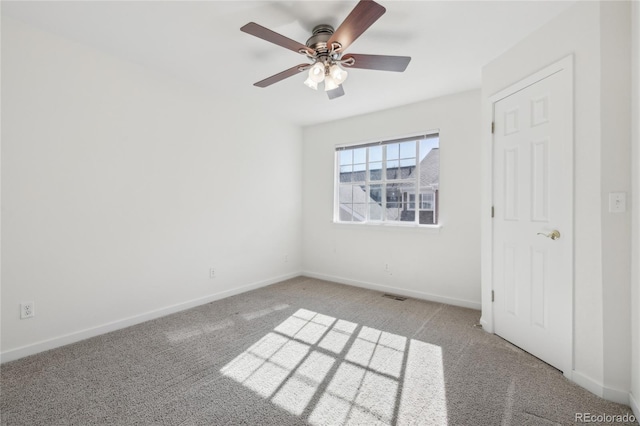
[{"left": 1, "top": 276, "right": 637, "bottom": 425}]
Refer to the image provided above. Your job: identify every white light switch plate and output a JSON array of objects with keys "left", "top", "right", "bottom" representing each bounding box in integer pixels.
[{"left": 609, "top": 192, "right": 626, "bottom": 213}]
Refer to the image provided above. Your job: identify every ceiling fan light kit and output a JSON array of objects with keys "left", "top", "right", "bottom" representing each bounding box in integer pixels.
[
  {"left": 330, "top": 65, "right": 348, "bottom": 85},
  {"left": 324, "top": 74, "right": 340, "bottom": 92},
  {"left": 309, "top": 62, "right": 326, "bottom": 84},
  {"left": 240, "top": 0, "right": 411, "bottom": 100},
  {"left": 304, "top": 76, "right": 318, "bottom": 90}
]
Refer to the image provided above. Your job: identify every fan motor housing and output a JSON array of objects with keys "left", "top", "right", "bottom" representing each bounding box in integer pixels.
[{"left": 306, "top": 24, "right": 335, "bottom": 53}]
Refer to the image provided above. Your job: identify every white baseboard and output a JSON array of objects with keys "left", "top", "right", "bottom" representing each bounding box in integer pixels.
[
  {"left": 0, "top": 271, "right": 301, "bottom": 364},
  {"left": 604, "top": 387, "right": 632, "bottom": 406},
  {"left": 302, "top": 270, "right": 481, "bottom": 310},
  {"left": 630, "top": 392, "right": 639, "bottom": 420},
  {"left": 570, "top": 370, "right": 631, "bottom": 405}
]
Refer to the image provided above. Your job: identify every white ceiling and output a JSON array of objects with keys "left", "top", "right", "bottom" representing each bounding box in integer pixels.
[{"left": 3, "top": 1, "right": 576, "bottom": 126}]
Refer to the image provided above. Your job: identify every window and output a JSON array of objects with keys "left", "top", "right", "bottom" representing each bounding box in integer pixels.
[
  {"left": 409, "top": 193, "right": 435, "bottom": 211},
  {"left": 335, "top": 133, "right": 439, "bottom": 225}
]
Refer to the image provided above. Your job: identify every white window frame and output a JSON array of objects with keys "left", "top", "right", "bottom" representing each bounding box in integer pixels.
[{"left": 334, "top": 132, "right": 439, "bottom": 226}]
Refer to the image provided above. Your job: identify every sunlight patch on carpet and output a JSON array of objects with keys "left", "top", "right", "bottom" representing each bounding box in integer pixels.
[
  {"left": 220, "top": 308, "right": 448, "bottom": 425},
  {"left": 398, "top": 340, "right": 447, "bottom": 424}
]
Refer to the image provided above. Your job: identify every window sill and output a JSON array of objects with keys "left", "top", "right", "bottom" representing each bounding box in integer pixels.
[{"left": 331, "top": 221, "right": 443, "bottom": 233}]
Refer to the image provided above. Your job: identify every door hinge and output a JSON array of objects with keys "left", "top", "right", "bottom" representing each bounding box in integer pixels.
[
  {"left": 491, "top": 122, "right": 495, "bottom": 134},
  {"left": 491, "top": 290, "right": 495, "bottom": 302},
  {"left": 491, "top": 206, "right": 495, "bottom": 218}
]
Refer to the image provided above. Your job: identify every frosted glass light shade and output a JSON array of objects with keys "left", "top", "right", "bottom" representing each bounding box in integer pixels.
[
  {"left": 304, "top": 77, "right": 318, "bottom": 90},
  {"left": 309, "top": 63, "right": 326, "bottom": 83},
  {"left": 324, "top": 75, "right": 339, "bottom": 91},
  {"left": 330, "top": 64, "right": 348, "bottom": 84}
]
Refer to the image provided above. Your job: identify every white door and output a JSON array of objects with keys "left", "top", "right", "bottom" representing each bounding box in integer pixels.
[{"left": 492, "top": 63, "right": 573, "bottom": 373}]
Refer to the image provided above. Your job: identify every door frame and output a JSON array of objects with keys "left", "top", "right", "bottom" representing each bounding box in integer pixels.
[{"left": 480, "top": 55, "right": 574, "bottom": 377}]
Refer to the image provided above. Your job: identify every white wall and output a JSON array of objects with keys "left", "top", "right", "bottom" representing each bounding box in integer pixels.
[
  {"left": 482, "top": 1, "right": 632, "bottom": 403},
  {"left": 600, "top": 0, "right": 632, "bottom": 402},
  {"left": 301, "top": 90, "right": 481, "bottom": 309},
  {"left": 1, "top": 18, "right": 302, "bottom": 361},
  {"left": 631, "top": 0, "right": 640, "bottom": 418}
]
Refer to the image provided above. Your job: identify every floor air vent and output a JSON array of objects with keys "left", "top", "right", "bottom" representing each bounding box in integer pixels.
[{"left": 382, "top": 294, "right": 407, "bottom": 301}]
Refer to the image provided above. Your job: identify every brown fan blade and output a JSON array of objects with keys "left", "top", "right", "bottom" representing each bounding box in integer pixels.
[
  {"left": 327, "top": 85, "right": 345, "bottom": 100},
  {"left": 254, "top": 64, "right": 309, "bottom": 88},
  {"left": 327, "top": 0, "right": 386, "bottom": 52},
  {"left": 241, "top": 22, "right": 312, "bottom": 55},
  {"left": 342, "top": 54, "right": 411, "bottom": 72}
]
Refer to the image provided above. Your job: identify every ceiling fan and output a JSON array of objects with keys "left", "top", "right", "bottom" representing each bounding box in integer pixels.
[{"left": 240, "top": 0, "right": 411, "bottom": 100}]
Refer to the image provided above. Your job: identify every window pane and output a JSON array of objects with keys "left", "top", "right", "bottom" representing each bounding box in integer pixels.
[
  {"left": 339, "top": 186, "right": 366, "bottom": 222},
  {"left": 418, "top": 137, "right": 439, "bottom": 225},
  {"left": 400, "top": 158, "right": 416, "bottom": 167},
  {"left": 420, "top": 193, "right": 434, "bottom": 210},
  {"left": 369, "top": 146, "right": 382, "bottom": 162},
  {"left": 369, "top": 184, "right": 382, "bottom": 203},
  {"left": 420, "top": 137, "right": 439, "bottom": 160},
  {"left": 400, "top": 204, "right": 415, "bottom": 222},
  {"left": 386, "top": 207, "right": 401, "bottom": 221},
  {"left": 369, "top": 204, "right": 382, "bottom": 221},
  {"left": 408, "top": 193, "right": 416, "bottom": 210},
  {"left": 355, "top": 185, "right": 368, "bottom": 203},
  {"left": 353, "top": 148, "right": 366, "bottom": 164},
  {"left": 340, "top": 165, "right": 353, "bottom": 182},
  {"left": 401, "top": 186, "right": 416, "bottom": 221},
  {"left": 339, "top": 150, "right": 352, "bottom": 165},
  {"left": 386, "top": 143, "right": 399, "bottom": 160},
  {"left": 339, "top": 185, "right": 354, "bottom": 204},
  {"left": 419, "top": 210, "right": 436, "bottom": 225},
  {"left": 353, "top": 163, "right": 366, "bottom": 182},
  {"left": 339, "top": 205, "right": 354, "bottom": 222},
  {"left": 404, "top": 186, "right": 416, "bottom": 210},
  {"left": 400, "top": 141, "right": 416, "bottom": 159},
  {"left": 369, "top": 162, "right": 382, "bottom": 181},
  {"left": 418, "top": 192, "right": 436, "bottom": 224},
  {"left": 400, "top": 158, "right": 416, "bottom": 179},
  {"left": 351, "top": 204, "right": 366, "bottom": 222},
  {"left": 386, "top": 160, "right": 399, "bottom": 180},
  {"left": 385, "top": 184, "right": 401, "bottom": 208}
]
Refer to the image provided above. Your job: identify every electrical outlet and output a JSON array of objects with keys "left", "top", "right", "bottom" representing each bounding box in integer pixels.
[
  {"left": 209, "top": 268, "right": 216, "bottom": 279},
  {"left": 20, "top": 301, "right": 35, "bottom": 319},
  {"left": 284, "top": 254, "right": 289, "bottom": 263}
]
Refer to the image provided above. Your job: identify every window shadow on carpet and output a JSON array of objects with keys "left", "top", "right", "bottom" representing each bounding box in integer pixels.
[{"left": 220, "top": 308, "right": 447, "bottom": 425}]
